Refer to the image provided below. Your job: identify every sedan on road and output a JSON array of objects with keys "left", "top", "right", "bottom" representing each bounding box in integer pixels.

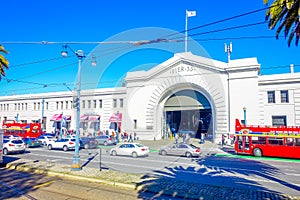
[
  {"left": 110, "top": 143, "right": 149, "bottom": 158},
  {"left": 37, "top": 135, "right": 54, "bottom": 146},
  {"left": 80, "top": 137, "right": 98, "bottom": 149},
  {"left": 159, "top": 142, "right": 200, "bottom": 158},
  {"left": 47, "top": 138, "right": 76, "bottom": 151}
]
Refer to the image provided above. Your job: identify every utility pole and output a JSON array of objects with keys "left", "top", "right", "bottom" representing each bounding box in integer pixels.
[{"left": 224, "top": 42, "right": 232, "bottom": 63}]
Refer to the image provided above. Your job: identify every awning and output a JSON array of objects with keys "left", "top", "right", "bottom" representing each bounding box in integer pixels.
[
  {"left": 63, "top": 115, "right": 72, "bottom": 122},
  {"left": 88, "top": 115, "right": 100, "bottom": 122},
  {"left": 50, "top": 114, "right": 63, "bottom": 121},
  {"left": 109, "top": 113, "right": 122, "bottom": 122},
  {"left": 80, "top": 115, "right": 89, "bottom": 121}
]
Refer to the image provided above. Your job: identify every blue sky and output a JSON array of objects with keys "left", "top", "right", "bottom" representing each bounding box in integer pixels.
[{"left": 0, "top": 0, "right": 299, "bottom": 96}]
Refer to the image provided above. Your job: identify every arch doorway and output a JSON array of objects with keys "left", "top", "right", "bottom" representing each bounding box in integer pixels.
[{"left": 163, "top": 90, "right": 213, "bottom": 140}]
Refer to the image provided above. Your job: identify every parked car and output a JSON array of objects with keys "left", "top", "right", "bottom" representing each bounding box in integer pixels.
[
  {"left": 37, "top": 135, "right": 55, "bottom": 146},
  {"left": 80, "top": 137, "right": 98, "bottom": 149},
  {"left": 47, "top": 138, "right": 76, "bottom": 151},
  {"left": 23, "top": 137, "right": 42, "bottom": 148},
  {"left": 159, "top": 142, "right": 200, "bottom": 158},
  {"left": 95, "top": 135, "right": 116, "bottom": 146},
  {"left": 110, "top": 143, "right": 149, "bottom": 158},
  {"left": 41, "top": 133, "right": 56, "bottom": 138},
  {"left": 3, "top": 138, "right": 26, "bottom": 155}
]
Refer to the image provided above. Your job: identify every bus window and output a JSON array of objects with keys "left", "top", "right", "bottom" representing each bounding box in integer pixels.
[
  {"left": 252, "top": 137, "right": 266, "bottom": 144},
  {"left": 245, "top": 136, "right": 250, "bottom": 150},
  {"left": 286, "top": 138, "right": 295, "bottom": 146},
  {"left": 296, "top": 138, "right": 300, "bottom": 146},
  {"left": 238, "top": 136, "right": 243, "bottom": 150},
  {"left": 268, "top": 137, "right": 284, "bottom": 145}
]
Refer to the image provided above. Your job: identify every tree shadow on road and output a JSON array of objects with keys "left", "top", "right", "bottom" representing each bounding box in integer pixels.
[
  {"left": 137, "top": 155, "right": 299, "bottom": 199},
  {"left": 1, "top": 156, "right": 55, "bottom": 199}
]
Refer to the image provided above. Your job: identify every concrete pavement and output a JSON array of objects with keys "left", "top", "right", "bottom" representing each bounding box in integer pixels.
[{"left": 4, "top": 138, "right": 300, "bottom": 200}]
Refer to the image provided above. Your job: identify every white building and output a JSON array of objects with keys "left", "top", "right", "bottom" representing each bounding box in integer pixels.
[{"left": 0, "top": 52, "right": 298, "bottom": 143}]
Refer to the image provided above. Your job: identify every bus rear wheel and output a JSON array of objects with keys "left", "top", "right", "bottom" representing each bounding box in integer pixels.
[{"left": 253, "top": 148, "right": 262, "bottom": 157}]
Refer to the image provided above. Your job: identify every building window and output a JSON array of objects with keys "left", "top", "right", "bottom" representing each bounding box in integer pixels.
[
  {"left": 82, "top": 100, "right": 85, "bottom": 109},
  {"left": 99, "top": 100, "right": 102, "bottom": 108},
  {"left": 21, "top": 103, "right": 24, "bottom": 110},
  {"left": 281, "top": 90, "right": 289, "bottom": 103},
  {"left": 7, "top": 104, "right": 9, "bottom": 111},
  {"left": 25, "top": 103, "right": 28, "bottom": 110},
  {"left": 56, "top": 102, "right": 59, "bottom": 110},
  {"left": 34, "top": 102, "right": 36, "bottom": 110},
  {"left": 93, "top": 100, "right": 97, "bottom": 108},
  {"left": 272, "top": 116, "right": 287, "bottom": 126},
  {"left": 15, "top": 103, "right": 17, "bottom": 110},
  {"left": 61, "top": 101, "right": 63, "bottom": 110},
  {"left": 267, "top": 91, "right": 275, "bottom": 103},
  {"left": 113, "top": 99, "right": 117, "bottom": 108},
  {"left": 88, "top": 100, "right": 91, "bottom": 109},
  {"left": 46, "top": 102, "right": 49, "bottom": 110},
  {"left": 38, "top": 102, "right": 40, "bottom": 110},
  {"left": 120, "top": 99, "right": 124, "bottom": 108}
]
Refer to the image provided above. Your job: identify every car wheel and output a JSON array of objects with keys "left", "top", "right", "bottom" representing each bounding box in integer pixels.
[
  {"left": 104, "top": 141, "right": 108, "bottom": 146},
  {"left": 3, "top": 148, "right": 8, "bottom": 155},
  {"left": 48, "top": 145, "right": 52, "bottom": 150},
  {"left": 253, "top": 148, "right": 262, "bottom": 157},
  {"left": 84, "top": 144, "right": 89, "bottom": 149},
  {"left": 63, "top": 145, "right": 68, "bottom": 151},
  {"left": 132, "top": 152, "right": 138, "bottom": 158},
  {"left": 161, "top": 150, "right": 167, "bottom": 156},
  {"left": 185, "top": 152, "right": 192, "bottom": 158},
  {"left": 111, "top": 150, "right": 117, "bottom": 156}
]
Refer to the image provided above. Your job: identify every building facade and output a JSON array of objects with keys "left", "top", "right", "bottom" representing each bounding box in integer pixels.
[{"left": 0, "top": 52, "right": 299, "bottom": 143}]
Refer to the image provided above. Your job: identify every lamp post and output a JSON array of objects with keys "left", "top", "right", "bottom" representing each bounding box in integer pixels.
[
  {"left": 61, "top": 45, "right": 86, "bottom": 171},
  {"left": 243, "top": 106, "right": 247, "bottom": 126}
]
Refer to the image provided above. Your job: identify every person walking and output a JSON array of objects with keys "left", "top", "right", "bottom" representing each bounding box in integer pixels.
[
  {"left": 128, "top": 133, "right": 133, "bottom": 142},
  {"left": 175, "top": 132, "right": 179, "bottom": 144},
  {"left": 222, "top": 134, "right": 225, "bottom": 146}
]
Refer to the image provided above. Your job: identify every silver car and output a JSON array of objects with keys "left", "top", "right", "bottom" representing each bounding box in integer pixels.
[
  {"left": 110, "top": 143, "right": 149, "bottom": 158},
  {"left": 159, "top": 142, "right": 200, "bottom": 158},
  {"left": 95, "top": 135, "right": 116, "bottom": 146}
]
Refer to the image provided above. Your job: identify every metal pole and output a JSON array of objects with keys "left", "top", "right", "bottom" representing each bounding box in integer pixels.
[
  {"left": 99, "top": 147, "right": 102, "bottom": 171},
  {"left": 185, "top": 10, "right": 188, "bottom": 52},
  {"left": 243, "top": 107, "right": 247, "bottom": 126},
  {"left": 60, "top": 112, "right": 63, "bottom": 139},
  {"left": 71, "top": 50, "right": 83, "bottom": 171}
]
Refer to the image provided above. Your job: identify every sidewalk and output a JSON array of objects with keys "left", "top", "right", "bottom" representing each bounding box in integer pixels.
[{"left": 4, "top": 139, "right": 299, "bottom": 200}]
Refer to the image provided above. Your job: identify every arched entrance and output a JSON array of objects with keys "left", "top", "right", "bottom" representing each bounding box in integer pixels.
[{"left": 163, "top": 90, "right": 212, "bottom": 140}]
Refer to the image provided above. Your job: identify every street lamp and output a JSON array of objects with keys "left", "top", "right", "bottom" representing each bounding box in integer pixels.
[
  {"left": 61, "top": 45, "right": 93, "bottom": 171},
  {"left": 243, "top": 106, "right": 247, "bottom": 126}
]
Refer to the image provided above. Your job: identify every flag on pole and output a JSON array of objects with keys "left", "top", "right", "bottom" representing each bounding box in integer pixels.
[{"left": 186, "top": 10, "right": 196, "bottom": 17}]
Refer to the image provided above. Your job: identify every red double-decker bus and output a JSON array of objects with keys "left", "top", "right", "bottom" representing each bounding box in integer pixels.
[
  {"left": 234, "top": 119, "right": 300, "bottom": 159},
  {"left": 2, "top": 120, "right": 42, "bottom": 138}
]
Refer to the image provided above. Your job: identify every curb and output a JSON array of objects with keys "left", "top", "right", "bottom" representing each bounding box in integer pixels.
[{"left": 5, "top": 162, "right": 140, "bottom": 191}]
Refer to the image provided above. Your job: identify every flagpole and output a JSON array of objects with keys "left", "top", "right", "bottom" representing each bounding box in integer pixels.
[{"left": 185, "top": 10, "right": 188, "bottom": 52}]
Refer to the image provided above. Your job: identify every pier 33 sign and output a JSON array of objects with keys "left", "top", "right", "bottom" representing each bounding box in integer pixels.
[{"left": 169, "top": 65, "right": 197, "bottom": 75}]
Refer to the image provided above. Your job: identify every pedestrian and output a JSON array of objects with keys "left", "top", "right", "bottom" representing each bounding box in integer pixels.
[
  {"left": 134, "top": 132, "right": 137, "bottom": 141},
  {"left": 222, "top": 134, "right": 225, "bottom": 146},
  {"left": 175, "top": 132, "right": 179, "bottom": 144},
  {"left": 128, "top": 133, "right": 133, "bottom": 142}
]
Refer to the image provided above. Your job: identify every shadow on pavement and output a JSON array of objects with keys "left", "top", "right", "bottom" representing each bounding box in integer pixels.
[
  {"left": 137, "top": 155, "right": 298, "bottom": 199},
  {"left": 1, "top": 156, "right": 54, "bottom": 199}
]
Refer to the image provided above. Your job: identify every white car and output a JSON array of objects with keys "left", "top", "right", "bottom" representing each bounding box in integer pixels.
[
  {"left": 47, "top": 138, "right": 76, "bottom": 151},
  {"left": 3, "top": 138, "right": 26, "bottom": 155},
  {"left": 37, "top": 135, "right": 54, "bottom": 146},
  {"left": 110, "top": 143, "right": 149, "bottom": 158}
]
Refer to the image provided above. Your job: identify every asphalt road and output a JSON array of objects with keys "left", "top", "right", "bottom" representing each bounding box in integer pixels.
[{"left": 4, "top": 144, "right": 300, "bottom": 197}]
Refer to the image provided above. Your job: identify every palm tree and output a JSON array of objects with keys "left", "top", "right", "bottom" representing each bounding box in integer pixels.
[
  {"left": 0, "top": 44, "right": 9, "bottom": 79},
  {"left": 264, "top": 0, "right": 300, "bottom": 46}
]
